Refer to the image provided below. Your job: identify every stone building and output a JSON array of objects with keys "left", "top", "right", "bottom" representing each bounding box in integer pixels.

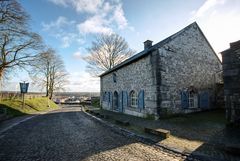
[
  {"left": 221, "top": 40, "right": 240, "bottom": 124},
  {"left": 100, "top": 22, "right": 222, "bottom": 118}
]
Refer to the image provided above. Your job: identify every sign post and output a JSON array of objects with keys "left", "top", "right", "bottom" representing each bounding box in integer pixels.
[{"left": 20, "top": 82, "right": 29, "bottom": 109}]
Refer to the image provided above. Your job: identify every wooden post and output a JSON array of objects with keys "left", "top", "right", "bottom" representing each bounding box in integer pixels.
[
  {"left": 48, "top": 97, "right": 50, "bottom": 108},
  {"left": 22, "top": 93, "right": 25, "bottom": 109}
]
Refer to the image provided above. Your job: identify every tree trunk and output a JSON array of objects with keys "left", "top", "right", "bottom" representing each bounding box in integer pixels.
[{"left": 46, "top": 62, "right": 49, "bottom": 98}]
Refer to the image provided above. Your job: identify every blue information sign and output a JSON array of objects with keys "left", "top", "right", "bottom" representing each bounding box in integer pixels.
[{"left": 20, "top": 82, "right": 29, "bottom": 93}]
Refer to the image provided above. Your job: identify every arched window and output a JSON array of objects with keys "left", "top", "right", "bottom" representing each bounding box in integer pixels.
[
  {"left": 103, "top": 92, "right": 107, "bottom": 101},
  {"left": 113, "top": 73, "right": 117, "bottom": 83},
  {"left": 130, "top": 90, "right": 138, "bottom": 108},
  {"left": 113, "top": 91, "right": 118, "bottom": 110},
  {"left": 189, "top": 91, "right": 194, "bottom": 108}
]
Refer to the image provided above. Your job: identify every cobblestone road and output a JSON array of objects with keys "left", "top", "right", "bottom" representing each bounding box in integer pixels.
[{"left": 0, "top": 107, "right": 188, "bottom": 161}]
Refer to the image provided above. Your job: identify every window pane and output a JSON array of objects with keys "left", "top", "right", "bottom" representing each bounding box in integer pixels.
[{"left": 130, "top": 91, "right": 138, "bottom": 107}]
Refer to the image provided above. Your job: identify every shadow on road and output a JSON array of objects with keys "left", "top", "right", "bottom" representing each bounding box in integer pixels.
[{"left": 187, "top": 126, "right": 240, "bottom": 161}]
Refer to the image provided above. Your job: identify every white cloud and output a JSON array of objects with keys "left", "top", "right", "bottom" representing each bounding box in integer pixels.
[
  {"left": 42, "top": 16, "right": 75, "bottom": 31},
  {"left": 48, "top": 0, "right": 68, "bottom": 7},
  {"left": 77, "top": 15, "right": 112, "bottom": 34},
  {"left": 76, "top": 1, "right": 130, "bottom": 34},
  {"left": 103, "top": 2, "right": 113, "bottom": 13},
  {"left": 65, "top": 72, "right": 100, "bottom": 92},
  {"left": 61, "top": 35, "right": 74, "bottom": 48},
  {"left": 49, "top": 0, "right": 103, "bottom": 13},
  {"left": 73, "top": 0, "right": 103, "bottom": 13},
  {"left": 48, "top": 0, "right": 130, "bottom": 34},
  {"left": 113, "top": 4, "right": 128, "bottom": 29},
  {"left": 73, "top": 51, "right": 83, "bottom": 60},
  {"left": 42, "top": 16, "right": 84, "bottom": 48},
  {"left": 189, "top": 0, "right": 240, "bottom": 55},
  {"left": 201, "top": 10, "right": 240, "bottom": 53},
  {"left": 191, "top": 0, "right": 226, "bottom": 19}
]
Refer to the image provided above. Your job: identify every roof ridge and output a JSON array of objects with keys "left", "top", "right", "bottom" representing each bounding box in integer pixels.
[
  {"left": 152, "top": 21, "right": 197, "bottom": 49},
  {"left": 99, "top": 22, "right": 199, "bottom": 77}
]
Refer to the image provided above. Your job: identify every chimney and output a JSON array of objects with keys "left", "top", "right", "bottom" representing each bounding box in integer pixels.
[{"left": 144, "top": 40, "right": 153, "bottom": 50}]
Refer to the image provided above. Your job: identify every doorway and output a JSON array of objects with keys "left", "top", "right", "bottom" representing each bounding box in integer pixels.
[{"left": 113, "top": 91, "right": 119, "bottom": 111}]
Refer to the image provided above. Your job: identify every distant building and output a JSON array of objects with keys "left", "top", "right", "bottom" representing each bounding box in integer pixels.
[
  {"left": 221, "top": 40, "right": 240, "bottom": 124},
  {"left": 100, "top": 22, "right": 222, "bottom": 118}
]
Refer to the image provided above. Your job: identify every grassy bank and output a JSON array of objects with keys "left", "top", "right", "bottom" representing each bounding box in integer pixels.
[{"left": 0, "top": 97, "right": 59, "bottom": 117}]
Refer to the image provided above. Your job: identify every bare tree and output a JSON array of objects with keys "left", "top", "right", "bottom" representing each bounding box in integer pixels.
[
  {"left": 30, "top": 48, "right": 68, "bottom": 99},
  {"left": 0, "top": 0, "right": 42, "bottom": 80},
  {"left": 84, "top": 33, "right": 135, "bottom": 76},
  {"left": 0, "top": 0, "right": 28, "bottom": 29}
]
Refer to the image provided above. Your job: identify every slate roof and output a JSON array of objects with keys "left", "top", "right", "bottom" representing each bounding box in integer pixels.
[{"left": 100, "top": 22, "right": 220, "bottom": 77}]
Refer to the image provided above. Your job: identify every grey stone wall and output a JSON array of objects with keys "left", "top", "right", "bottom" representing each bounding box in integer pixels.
[
  {"left": 100, "top": 55, "right": 158, "bottom": 117},
  {"left": 222, "top": 40, "right": 240, "bottom": 123},
  {"left": 158, "top": 23, "right": 222, "bottom": 115}
]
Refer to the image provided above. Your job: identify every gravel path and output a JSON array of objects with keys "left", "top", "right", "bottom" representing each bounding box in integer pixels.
[{"left": 0, "top": 107, "right": 187, "bottom": 161}]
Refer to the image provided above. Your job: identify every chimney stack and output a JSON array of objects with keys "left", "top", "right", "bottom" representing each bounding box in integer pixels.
[{"left": 144, "top": 40, "right": 153, "bottom": 50}]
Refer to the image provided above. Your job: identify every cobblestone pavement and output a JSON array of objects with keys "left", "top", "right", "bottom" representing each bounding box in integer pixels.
[
  {"left": 0, "top": 107, "right": 189, "bottom": 161},
  {"left": 95, "top": 108, "right": 240, "bottom": 161}
]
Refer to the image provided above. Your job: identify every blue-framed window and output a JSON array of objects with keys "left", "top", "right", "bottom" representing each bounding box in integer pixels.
[
  {"left": 130, "top": 90, "right": 138, "bottom": 108},
  {"left": 103, "top": 92, "right": 107, "bottom": 101}
]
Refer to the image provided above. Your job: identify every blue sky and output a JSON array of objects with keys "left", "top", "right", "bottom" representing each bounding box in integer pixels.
[{"left": 5, "top": 0, "right": 240, "bottom": 92}]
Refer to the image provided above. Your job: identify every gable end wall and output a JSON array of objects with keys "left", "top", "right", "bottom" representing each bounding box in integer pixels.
[{"left": 158, "top": 23, "right": 222, "bottom": 115}]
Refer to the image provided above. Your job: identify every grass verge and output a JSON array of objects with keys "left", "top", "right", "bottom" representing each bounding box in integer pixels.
[{"left": 0, "top": 97, "right": 59, "bottom": 117}]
